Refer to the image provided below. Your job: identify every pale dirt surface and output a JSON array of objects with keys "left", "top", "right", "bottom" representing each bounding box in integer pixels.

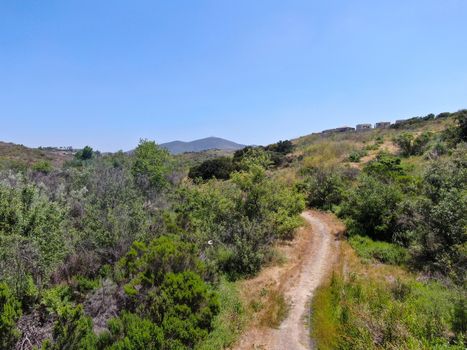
[{"left": 233, "top": 211, "right": 343, "bottom": 350}]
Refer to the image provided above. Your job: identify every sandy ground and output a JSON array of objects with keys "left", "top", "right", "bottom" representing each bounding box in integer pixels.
[{"left": 234, "top": 211, "right": 343, "bottom": 350}]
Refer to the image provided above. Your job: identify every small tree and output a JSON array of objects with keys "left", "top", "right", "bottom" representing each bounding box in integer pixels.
[
  {"left": 132, "top": 139, "right": 171, "bottom": 191},
  {"left": 188, "top": 157, "right": 235, "bottom": 181},
  {"left": 75, "top": 146, "right": 94, "bottom": 160},
  {"left": 0, "top": 283, "right": 21, "bottom": 349}
]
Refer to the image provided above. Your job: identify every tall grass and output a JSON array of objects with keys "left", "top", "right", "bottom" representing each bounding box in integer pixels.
[
  {"left": 311, "top": 249, "right": 466, "bottom": 350},
  {"left": 196, "top": 278, "right": 245, "bottom": 350}
]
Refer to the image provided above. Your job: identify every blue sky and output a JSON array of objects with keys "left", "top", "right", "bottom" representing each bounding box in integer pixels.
[{"left": 1, "top": 0, "right": 466, "bottom": 151}]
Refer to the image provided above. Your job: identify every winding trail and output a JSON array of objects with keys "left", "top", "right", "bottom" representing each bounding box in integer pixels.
[{"left": 234, "top": 211, "right": 341, "bottom": 350}]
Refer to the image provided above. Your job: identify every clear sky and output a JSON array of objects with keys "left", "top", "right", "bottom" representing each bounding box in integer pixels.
[{"left": 1, "top": 0, "right": 466, "bottom": 151}]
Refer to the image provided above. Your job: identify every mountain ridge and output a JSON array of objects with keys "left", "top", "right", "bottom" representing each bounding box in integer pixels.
[{"left": 160, "top": 136, "right": 245, "bottom": 154}]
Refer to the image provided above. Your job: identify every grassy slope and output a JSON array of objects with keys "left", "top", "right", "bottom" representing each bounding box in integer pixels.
[
  {"left": 0, "top": 141, "right": 73, "bottom": 169},
  {"left": 293, "top": 116, "right": 465, "bottom": 349}
]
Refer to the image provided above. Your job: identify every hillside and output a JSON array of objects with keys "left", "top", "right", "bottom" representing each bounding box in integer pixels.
[
  {"left": 0, "top": 110, "right": 464, "bottom": 350},
  {"left": 161, "top": 136, "right": 245, "bottom": 154},
  {"left": 0, "top": 141, "right": 74, "bottom": 170}
]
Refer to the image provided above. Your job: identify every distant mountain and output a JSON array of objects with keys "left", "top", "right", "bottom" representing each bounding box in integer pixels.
[{"left": 160, "top": 137, "right": 245, "bottom": 155}]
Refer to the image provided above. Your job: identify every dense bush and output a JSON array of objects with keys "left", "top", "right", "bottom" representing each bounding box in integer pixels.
[
  {"left": 340, "top": 175, "right": 402, "bottom": 241},
  {"left": 298, "top": 168, "right": 345, "bottom": 210},
  {"left": 188, "top": 157, "right": 235, "bottom": 181},
  {"left": 177, "top": 163, "right": 304, "bottom": 277},
  {"left": 0, "top": 182, "right": 67, "bottom": 298},
  {"left": 0, "top": 283, "right": 22, "bottom": 349},
  {"left": 132, "top": 139, "right": 171, "bottom": 192},
  {"left": 75, "top": 146, "right": 94, "bottom": 161},
  {"left": 118, "top": 236, "right": 219, "bottom": 348},
  {"left": 404, "top": 146, "right": 467, "bottom": 282},
  {"left": 394, "top": 132, "right": 432, "bottom": 156}
]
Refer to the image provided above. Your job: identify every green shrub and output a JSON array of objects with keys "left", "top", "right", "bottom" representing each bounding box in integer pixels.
[
  {"left": 188, "top": 157, "right": 235, "bottom": 181},
  {"left": 33, "top": 160, "right": 53, "bottom": 174},
  {"left": 75, "top": 146, "right": 94, "bottom": 161},
  {"left": 42, "top": 304, "right": 97, "bottom": 350},
  {"left": 298, "top": 168, "right": 344, "bottom": 211},
  {"left": 0, "top": 283, "right": 22, "bottom": 349},
  {"left": 394, "top": 132, "right": 432, "bottom": 156},
  {"left": 340, "top": 175, "right": 402, "bottom": 241},
  {"left": 348, "top": 149, "right": 368, "bottom": 162},
  {"left": 132, "top": 139, "right": 171, "bottom": 191},
  {"left": 349, "top": 235, "right": 408, "bottom": 265},
  {"left": 100, "top": 312, "right": 164, "bottom": 350}
]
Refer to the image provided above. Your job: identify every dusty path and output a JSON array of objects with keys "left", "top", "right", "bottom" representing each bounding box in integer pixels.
[{"left": 234, "top": 211, "right": 341, "bottom": 350}]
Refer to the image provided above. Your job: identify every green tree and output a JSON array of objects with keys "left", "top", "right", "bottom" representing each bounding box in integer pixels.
[
  {"left": 341, "top": 175, "right": 403, "bottom": 241},
  {"left": 132, "top": 139, "right": 171, "bottom": 191},
  {"left": 188, "top": 157, "right": 235, "bottom": 181},
  {"left": 0, "top": 283, "right": 21, "bottom": 349},
  {"left": 75, "top": 146, "right": 94, "bottom": 161}
]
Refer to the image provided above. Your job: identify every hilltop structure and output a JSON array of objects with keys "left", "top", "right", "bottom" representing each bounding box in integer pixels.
[
  {"left": 356, "top": 123, "right": 372, "bottom": 131},
  {"left": 322, "top": 126, "right": 355, "bottom": 134},
  {"left": 375, "top": 122, "right": 391, "bottom": 129}
]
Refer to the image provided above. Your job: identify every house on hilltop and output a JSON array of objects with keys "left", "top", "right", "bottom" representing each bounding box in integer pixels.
[
  {"left": 356, "top": 124, "right": 372, "bottom": 131},
  {"left": 322, "top": 126, "right": 355, "bottom": 134},
  {"left": 375, "top": 122, "right": 391, "bottom": 129}
]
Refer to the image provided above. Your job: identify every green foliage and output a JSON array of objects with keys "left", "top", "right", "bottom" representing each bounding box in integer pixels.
[
  {"left": 100, "top": 312, "right": 164, "bottom": 350},
  {"left": 298, "top": 168, "right": 345, "bottom": 210},
  {"left": 348, "top": 149, "right": 368, "bottom": 162},
  {"left": 117, "top": 236, "right": 219, "bottom": 349},
  {"left": 0, "top": 283, "right": 22, "bottom": 349},
  {"left": 404, "top": 147, "right": 467, "bottom": 282},
  {"left": 363, "top": 153, "right": 405, "bottom": 182},
  {"left": 132, "top": 139, "right": 171, "bottom": 191},
  {"left": 196, "top": 279, "right": 244, "bottom": 350},
  {"left": 75, "top": 146, "right": 94, "bottom": 161},
  {"left": 177, "top": 163, "right": 304, "bottom": 278},
  {"left": 33, "top": 160, "right": 53, "bottom": 174},
  {"left": 312, "top": 273, "right": 466, "bottom": 349},
  {"left": 349, "top": 235, "right": 408, "bottom": 265},
  {"left": 340, "top": 175, "right": 402, "bottom": 241},
  {"left": 0, "top": 182, "right": 66, "bottom": 297},
  {"left": 188, "top": 157, "right": 235, "bottom": 181},
  {"left": 394, "top": 132, "right": 432, "bottom": 156},
  {"left": 264, "top": 140, "right": 294, "bottom": 154},
  {"left": 42, "top": 304, "right": 98, "bottom": 350},
  {"left": 40, "top": 284, "right": 72, "bottom": 315}
]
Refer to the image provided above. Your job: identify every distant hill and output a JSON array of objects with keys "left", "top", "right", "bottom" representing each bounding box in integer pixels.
[
  {"left": 0, "top": 141, "right": 74, "bottom": 168},
  {"left": 160, "top": 137, "right": 245, "bottom": 154}
]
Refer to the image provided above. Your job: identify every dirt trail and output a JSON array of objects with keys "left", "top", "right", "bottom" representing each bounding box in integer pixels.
[{"left": 234, "top": 211, "right": 342, "bottom": 350}]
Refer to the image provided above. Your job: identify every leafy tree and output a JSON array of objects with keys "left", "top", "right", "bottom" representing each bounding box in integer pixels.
[
  {"left": 188, "top": 157, "right": 235, "bottom": 181},
  {"left": 265, "top": 140, "right": 294, "bottom": 154},
  {"left": 406, "top": 147, "right": 467, "bottom": 282},
  {"left": 394, "top": 132, "right": 432, "bottom": 156},
  {"left": 363, "top": 153, "right": 405, "bottom": 183},
  {"left": 340, "top": 175, "right": 403, "bottom": 241},
  {"left": 0, "top": 283, "right": 21, "bottom": 349},
  {"left": 132, "top": 139, "right": 171, "bottom": 191},
  {"left": 298, "top": 168, "right": 345, "bottom": 210},
  {"left": 75, "top": 146, "right": 94, "bottom": 161}
]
